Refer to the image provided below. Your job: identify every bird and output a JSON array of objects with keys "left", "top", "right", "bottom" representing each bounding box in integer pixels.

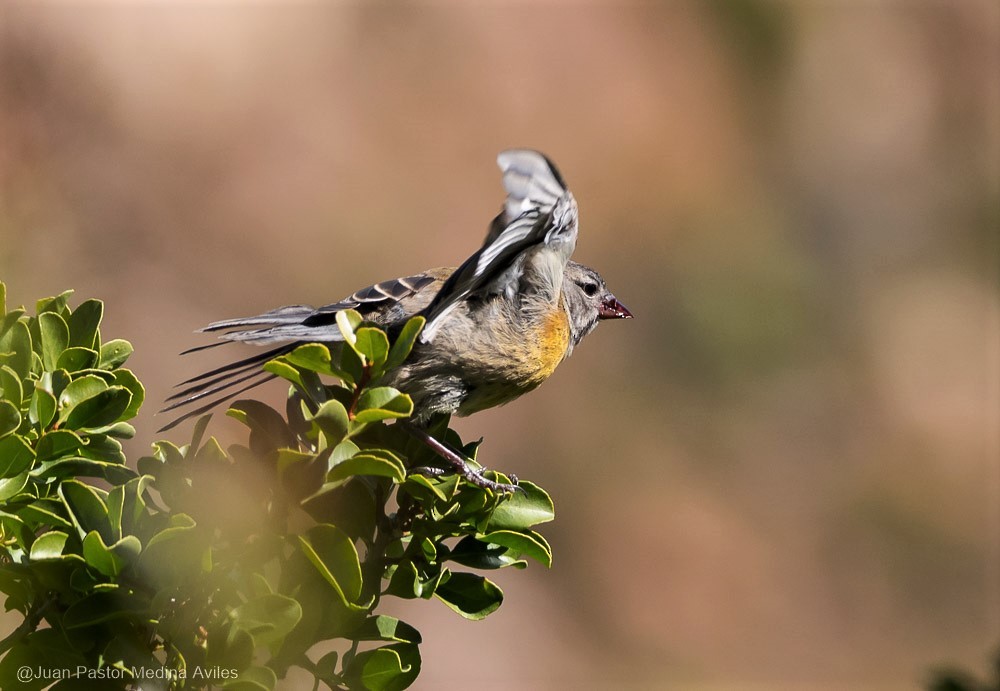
[{"left": 161, "top": 149, "right": 632, "bottom": 491}]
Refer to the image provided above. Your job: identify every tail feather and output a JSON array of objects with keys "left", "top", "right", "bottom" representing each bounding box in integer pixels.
[
  {"left": 158, "top": 343, "right": 295, "bottom": 430},
  {"left": 217, "top": 323, "right": 345, "bottom": 345},
  {"left": 175, "top": 345, "right": 292, "bottom": 388},
  {"left": 162, "top": 365, "right": 274, "bottom": 412},
  {"left": 167, "top": 356, "right": 270, "bottom": 402},
  {"left": 156, "top": 373, "right": 276, "bottom": 433},
  {"left": 163, "top": 268, "right": 436, "bottom": 431},
  {"left": 180, "top": 340, "right": 231, "bottom": 356},
  {"left": 201, "top": 305, "right": 318, "bottom": 332}
]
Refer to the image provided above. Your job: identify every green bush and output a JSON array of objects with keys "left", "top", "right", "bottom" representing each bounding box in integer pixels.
[{"left": 0, "top": 283, "right": 553, "bottom": 690}]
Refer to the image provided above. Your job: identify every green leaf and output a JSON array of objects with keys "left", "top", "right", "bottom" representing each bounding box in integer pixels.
[
  {"left": 353, "top": 326, "right": 389, "bottom": 371},
  {"left": 301, "top": 476, "right": 376, "bottom": 544},
  {"left": 298, "top": 524, "right": 366, "bottom": 610},
  {"left": 112, "top": 368, "right": 144, "bottom": 419},
  {"left": 0, "top": 400, "right": 19, "bottom": 438},
  {"left": 0, "top": 282, "right": 4, "bottom": 314},
  {"left": 313, "top": 651, "right": 339, "bottom": 681},
  {"left": 486, "top": 481, "right": 555, "bottom": 530},
  {"left": 55, "top": 346, "right": 98, "bottom": 372},
  {"left": 331, "top": 439, "right": 360, "bottom": 464},
  {"left": 67, "top": 299, "right": 103, "bottom": 349},
  {"left": 57, "top": 374, "right": 108, "bottom": 411},
  {"left": 91, "top": 421, "right": 136, "bottom": 439},
  {"left": 349, "top": 647, "right": 411, "bottom": 691},
  {"left": 82, "top": 531, "right": 141, "bottom": 577},
  {"left": 63, "top": 591, "right": 149, "bottom": 629},
  {"left": 222, "top": 666, "right": 277, "bottom": 691},
  {"left": 276, "top": 448, "right": 326, "bottom": 500},
  {"left": 59, "top": 480, "right": 113, "bottom": 542},
  {"left": 137, "top": 516, "right": 209, "bottom": 586},
  {"left": 0, "top": 365, "right": 23, "bottom": 407},
  {"left": 36, "top": 290, "right": 73, "bottom": 316},
  {"left": 0, "top": 471, "right": 29, "bottom": 501},
  {"left": 38, "top": 312, "right": 70, "bottom": 371},
  {"left": 17, "top": 499, "right": 73, "bottom": 530},
  {"left": 0, "top": 309, "right": 24, "bottom": 342},
  {"left": 263, "top": 359, "right": 302, "bottom": 387},
  {"left": 48, "top": 369, "right": 72, "bottom": 397},
  {"left": 327, "top": 451, "right": 406, "bottom": 483},
  {"left": 383, "top": 644, "right": 421, "bottom": 691},
  {"left": 0, "top": 319, "right": 32, "bottom": 379},
  {"left": 384, "top": 560, "right": 444, "bottom": 600},
  {"left": 29, "top": 531, "right": 69, "bottom": 560},
  {"left": 72, "top": 432, "right": 124, "bottom": 463},
  {"left": 230, "top": 594, "right": 303, "bottom": 648},
  {"left": 0, "top": 434, "right": 34, "bottom": 477},
  {"left": 0, "top": 628, "right": 88, "bottom": 690},
  {"left": 478, "top": 529, "right": 552, "bottom": 568},
  {"left": 63, "top": 387, "right": 132, "bottom": 430},
  {"left": 339, "top": 340, "right": 365, "bottom": 384},
  {"left": 188, "top": 412, "right": 212, "bottom": 453},
  {"left": 434, "top": 572, "right": 504, "bottom": 620},
  {"left": 205, "top": 624, "right": 254, "bottom": 673},
  {"left": 336, "top": 309, "right": 362, "bottom": 344},
  {"left": 31, "top": 456, "right": 135, "bottom": 484},
  {"left": 402, "top": 473, "right": 454, "bottom": 503},
  {"left": 447, "top": 535, "right": 527, "bottom": 570},
  {"left": 29, "top": 386, "right": 56, "bottom": 429},
  {"left": 354, "top": 387, "right": 413, "bottom": 423},
  {"left": 352, "top": 616, "right": 422, "bottom": 644},
  {"left": 151, "top": 439, "right": 184, "bottom": 464},
  {"left": 227, "top": 399, "right": 296, "bottom": 453},
  {"left": 108, "top": 475, "right": 151, "bottom": 538},
  {"left": 275, "top": 447, "right": 314, "bottom": 475},
  {"left": 36, "top": 430, "right": 83, "bottom": 460},
  {"left": 383, "top": 316, "right": 424, "bottom": 374},
  {"left": 98, "top": 339, "right": 133, "bottom": 369},
  {"left": 310, "top": 399, "right": 350, "bottom": 446},
  {"left": 0, "top": 509, "right": 30, "bottom": 550},
  {"left": 284, "top": 343, "right": 343, "bottom": 379}
]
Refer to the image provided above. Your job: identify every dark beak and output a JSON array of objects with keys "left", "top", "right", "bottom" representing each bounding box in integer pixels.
[{"left": 598, "top": 294, "right": 633, "bottom": 320}]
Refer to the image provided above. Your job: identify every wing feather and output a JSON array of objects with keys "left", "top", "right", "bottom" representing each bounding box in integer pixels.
[{"left": 421, "top": 149, "right": 578, "bottom": 342}]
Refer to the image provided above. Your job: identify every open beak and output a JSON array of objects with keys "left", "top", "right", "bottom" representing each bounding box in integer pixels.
[{"left": 598, "top": 294, "right": 633, "bottom": 320}]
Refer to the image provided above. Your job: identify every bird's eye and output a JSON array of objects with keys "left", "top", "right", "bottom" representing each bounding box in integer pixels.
[{"left": 582, "top": 282, "right": 599, "bottom": 297}]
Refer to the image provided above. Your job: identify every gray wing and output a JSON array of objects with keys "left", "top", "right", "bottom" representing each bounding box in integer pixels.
[{"left": 420, "top": 149, "right": 578, "bottom": 342}]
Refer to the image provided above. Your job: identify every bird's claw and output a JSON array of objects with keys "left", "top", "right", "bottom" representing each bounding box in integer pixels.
[
  {"left": 401, "top": 422, "right": 522, "bottom": 494},
  {"left": 465, "top": 467, "right": 522, "bottom": 494},
  {"left": 409, "top": 464, "right": 521, "bottom": 494}
]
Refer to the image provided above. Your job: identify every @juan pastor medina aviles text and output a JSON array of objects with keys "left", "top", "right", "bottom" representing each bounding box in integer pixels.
[{"left": 16, "top": 665, "right": 238, "bottom": 683}]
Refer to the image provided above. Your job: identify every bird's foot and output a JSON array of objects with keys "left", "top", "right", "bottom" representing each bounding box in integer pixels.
[
  {"left": 403, "top": 423, "right": 522, "bottom": 494},
  {"left": 409, "top": 463, "right": 520, "bottom": 494}
]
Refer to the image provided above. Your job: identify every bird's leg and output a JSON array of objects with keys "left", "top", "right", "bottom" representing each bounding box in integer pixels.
[{"left": 401, "top": 422, "right": 520, "bottom": 494}]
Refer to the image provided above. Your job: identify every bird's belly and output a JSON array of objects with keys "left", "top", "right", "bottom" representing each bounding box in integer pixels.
[
  {"left": 390, "top": 306, "right": 570, "bottom": 419},
  {"left": 455, "top": 377, "right": 540, "bottom": 417},
  {"left": 454, "top": 308, "right": 570, "bottom": 416}
]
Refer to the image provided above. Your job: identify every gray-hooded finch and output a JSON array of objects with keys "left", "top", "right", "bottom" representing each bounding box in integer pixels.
[{"left": 163, "top": 150, "right": 632, "bottom": 491}]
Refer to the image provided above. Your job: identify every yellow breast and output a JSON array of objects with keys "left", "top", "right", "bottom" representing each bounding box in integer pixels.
[{"left": 532, "top": 307, "right": 570, "bottom": 383}]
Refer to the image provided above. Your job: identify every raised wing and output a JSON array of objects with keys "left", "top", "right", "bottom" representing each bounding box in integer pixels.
[{"left": 420, "top": 149, "right": 578, "bottom": 342}]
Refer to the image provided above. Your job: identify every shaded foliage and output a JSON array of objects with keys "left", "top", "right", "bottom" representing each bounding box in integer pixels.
[{"left": 0, "top": 283, "right": 553, "bottom": 690}]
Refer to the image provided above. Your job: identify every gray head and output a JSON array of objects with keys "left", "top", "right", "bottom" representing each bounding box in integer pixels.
[{"left": 562, "top": 261, "right": 632, "bottom": 349}]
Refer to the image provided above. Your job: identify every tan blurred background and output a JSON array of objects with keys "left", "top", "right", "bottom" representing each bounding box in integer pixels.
[{"left": 2, "top": 2, "right": 998, "bottom": 689}]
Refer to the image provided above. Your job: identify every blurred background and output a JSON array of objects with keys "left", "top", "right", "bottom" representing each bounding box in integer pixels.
[{"left": 1, "top": 2, "right": 998, "bottom": 689}]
